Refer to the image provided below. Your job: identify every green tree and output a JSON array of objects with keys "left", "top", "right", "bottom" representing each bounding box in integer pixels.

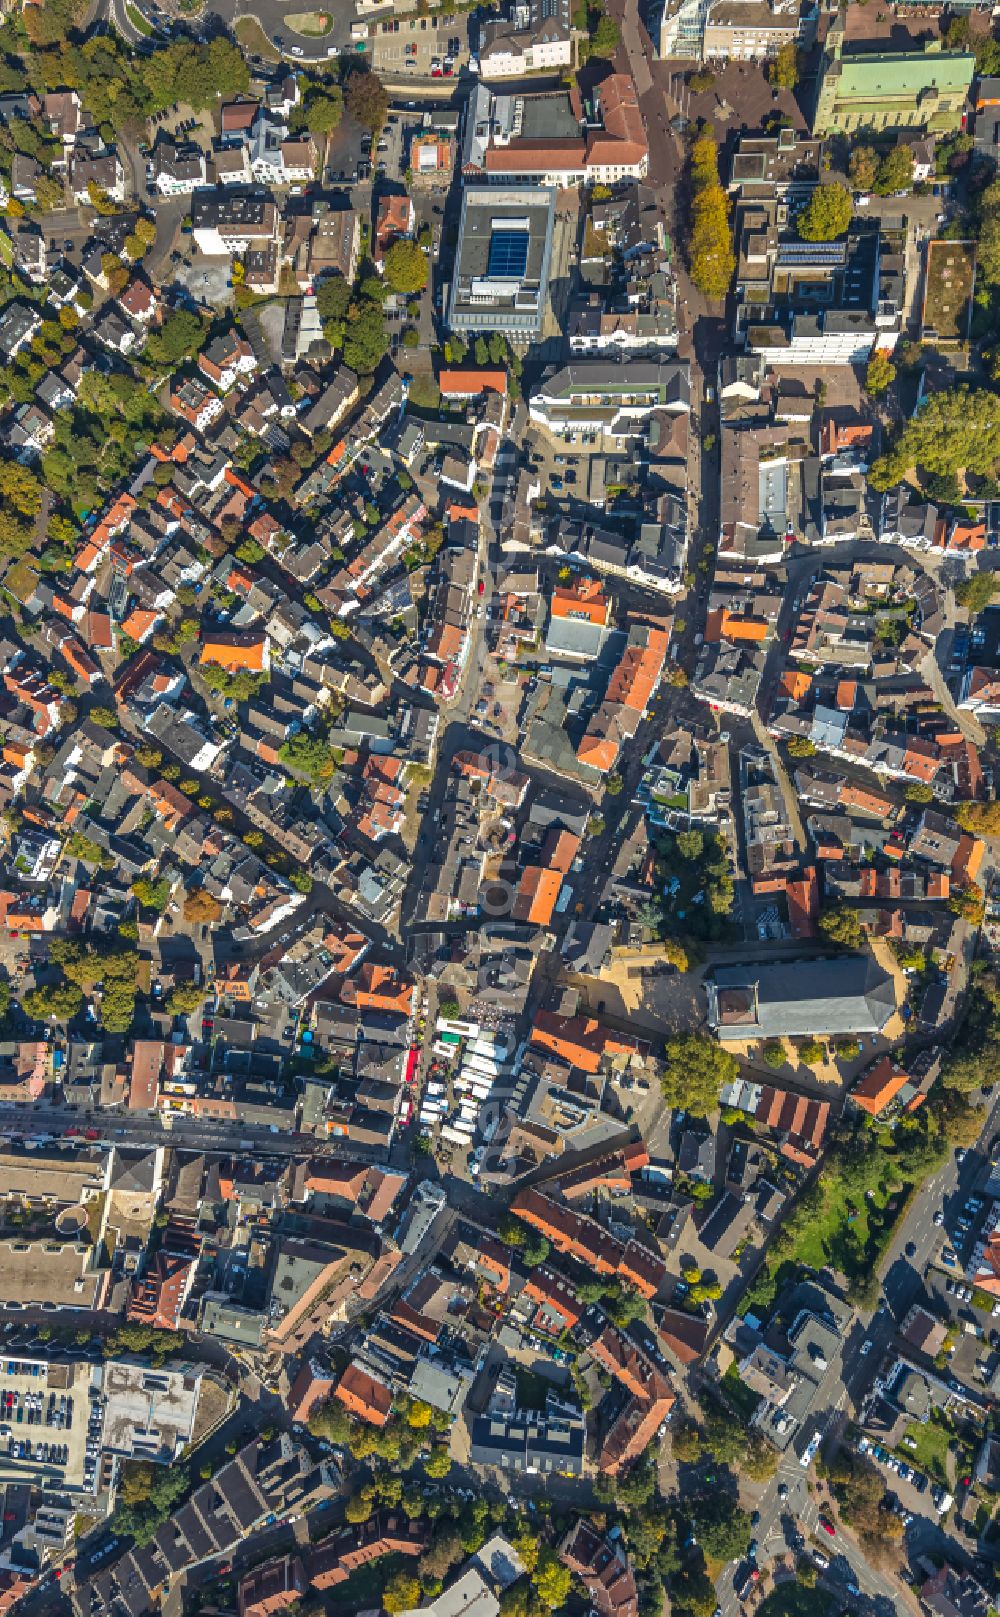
[
  {"left": 498, "top": 1213, "right": 526, "bottom": 1246},
  {"left": 278, "top": 733, "right": 337, "bottom": 785},
  {"left": 233, "top": 537, "right": 265, "bottom": 564},
  {"left": 661, "top": 1034, "right": 738, "bottom": 1115},
  {"left": 956, "top": 799, "right": 1000, "bottom": 835},
  {"left": 512, "top": 1531, "right": 540, "bottom": 1575},
  {"left": 0, "top": 461, "right": 42, "bottom": 520},
  {"left": 532, "top": 1548, "right": 571, "bottom": 1610},
  {"left": 818, "top": 903, "right": 863, "bottom": 950},
  {"left": 676, "top": 829, "right": 704, "bottom": 860},
  {"left": 522, "top": 1233, "right": 550, "bottom": 1268},
  {"left": 797, "top": 182, "right": 853, "bottom": 242},
  {"left": 848, "top": 144, "right": 879, "bottom": 192},
  {"left": 308, "top": 1399, "right": 352, "bottom": 1443},
  {"left": 798, "top": 1038, "right": 825, "bottom": 1066},
  {"left": 166, "top": 982, "right": 205, "bottom": 1015},
  {"left": 786, "top": 735, "right": 815, "bottom": 758},
  {"left": 904, "top": 781, "right": 934, "bottom": 803},
  {"left": 499, "top": 1581, "right": 532, "bottom": 1617},
  {"left": 605, "top": 1282, "right": 647, "bottom": 1328},
  {"left": 687, "top": 1494, "right": 752, "bottom": 1562},
  {"left": 23, "top": 981, "right": 84, "bottom": 1021},
  {"left": 865, "top": 351, "right": 896, "bottom": 396},
  {"left": 670, "top": 1561, "right": 717, "bottom": 1617},
  {"left": 316, "top": 272, "right": 352, "bottom": 343},
  {"left": 870, "top": 388, "right": 1000, "bottom": 491},
  {"left": 949, "top": 883, "right": 985, "bottom": 924},
  {"left": 955, "top": 572, "right": 1000, "bottom": 615},
  {"left": 64, "top": 831, "right": 104, "bottom": 864},
  {"left": 875, "top": 144, "right": 914, "bottom": 197},
  {"left": 420, "top": 1528, "right": 464, "bottom": 1582},
  {"left": 423, "top": 1446, "right": 452, "bottom": 1479},
  {"left": 762, "top": 1042, "right": 786, "bottom": 1069},
  {"left": 671, "top": 1422, "right": 703, "bottom": 1463},
  {"left": 977, "top": 181, "right": 1000, "bottom": 290},
  {"left": 308, "top": 90, "right": 343, "bottom": 135},
  {"left": 383, "top": 239, "right": 428, "bottom": 296},
  {"left": 744, "top": 1433, "right": 778, "bottom": 1481},
  {"left": 146, "top": 308, "right": 206, "bottom": 369},
  {"left": 590, "top": 11, "right": 619, "bottom": 54},
  {"left": 343, "top": 301, "right": 388, "bottom": 374},
  {"left": 131, "top": 876, "right": 171, "bottom": 913}
]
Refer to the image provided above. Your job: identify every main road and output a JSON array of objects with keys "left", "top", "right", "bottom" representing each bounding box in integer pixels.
[{"left": 0, "top": 1100, "right": 380, "bottom": 1159}]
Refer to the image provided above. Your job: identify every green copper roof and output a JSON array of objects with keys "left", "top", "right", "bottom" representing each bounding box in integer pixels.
[{"left": 838, "top": 47, "right": 975, "bottom": 96}]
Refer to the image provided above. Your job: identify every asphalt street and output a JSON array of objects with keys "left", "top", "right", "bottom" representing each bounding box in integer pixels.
[{"left": 0, "top": 1100, "right": 374, "bottom": 1159}]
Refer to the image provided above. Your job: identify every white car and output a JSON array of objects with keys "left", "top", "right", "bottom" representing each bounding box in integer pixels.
[
  {"left": 291, "top": 44, "right": 304, "bottom": 55},
  {"left": 860, "top": 1339, "right": 873, "bottom": 1356}
]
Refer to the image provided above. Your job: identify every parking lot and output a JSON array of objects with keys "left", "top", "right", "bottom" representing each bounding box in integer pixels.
[
  {"left": 367, "top": 11, "right": 468, "bottom": 77},
  {"left": 0, "top": 1357, "right": 92, "bottom": 1493},
  {"left": 858, "top": 1435, "right": 951, "bottom": 1515}
]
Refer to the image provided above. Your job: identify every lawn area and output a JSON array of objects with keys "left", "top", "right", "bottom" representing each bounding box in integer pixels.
[
  {"left": 285, "top": 9, "right": 332, "bottom": 32},
  {"left": 899, "top": 1417, "right": 952, "bottom": 1487},
  {"left": 234, "top": 16, "right": 280, "bottom": 59},
  {"left": 758, "top": 1584, "right": 833, "bottom": 1617},
  {"left": 790, "top": 1169, "right": 895, "bottom": 1275},
  {"left": 743, "top": 1108, "right": 948, "bottom": 1315},
  {"left": 124, "top": 2, "right": 153, "bottom": 33},
  {"left": 407, "top": 373, "right": 442, "bottom": 411}
]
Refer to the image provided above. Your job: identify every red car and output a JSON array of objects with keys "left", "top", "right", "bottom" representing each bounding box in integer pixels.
[
  {"left": 477, "top": 580, "right": 485, "bottom": 596},
  {"left": 819, "top": 1517, "right": 836, "bottom": 1537}
]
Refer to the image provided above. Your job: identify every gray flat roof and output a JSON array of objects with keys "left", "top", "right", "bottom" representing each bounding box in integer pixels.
[
  {"left": 449, "top": 185, "right": 556, "bottom": 334},
  {"left": 709, "top": 953, "right": 896, "bottom": 1039}
]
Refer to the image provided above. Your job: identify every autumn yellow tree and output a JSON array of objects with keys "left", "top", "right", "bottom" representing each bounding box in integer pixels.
[
  {"left": 688, "top": 133, "right": 735, "bottom": 299},
  {"left": 183, "top": 889, "right": 222, "bottom": 924}
]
